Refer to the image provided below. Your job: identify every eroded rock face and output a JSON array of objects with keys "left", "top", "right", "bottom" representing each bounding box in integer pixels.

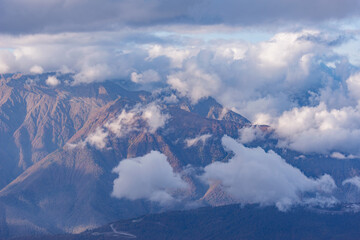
[{"left": 0, "top": 73, "right": 251, "bottom": 237}]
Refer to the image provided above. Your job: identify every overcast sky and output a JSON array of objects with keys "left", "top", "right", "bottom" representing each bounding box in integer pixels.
[{"left": 0, "top": 0, "right": 360, "bottom": 34}]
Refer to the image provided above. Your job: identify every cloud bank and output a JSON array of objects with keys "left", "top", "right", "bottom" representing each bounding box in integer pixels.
[
  {"left": 0, "top": 0, "right": 360, "bottom": 34},
  {"left": 200, "top": 136, "right": 337, "bottom": 210},
  {"left": 1, "top": 25, "right": 359, "bottom": 157},
  {"left": 112, "top": 151, "right": 187, "bottom": 205}
]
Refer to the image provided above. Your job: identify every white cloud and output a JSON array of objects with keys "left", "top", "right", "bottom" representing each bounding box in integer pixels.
[
  {"left": 30, "top": 65, "right": 44, "bottom": 74},
  {"left": 112, "top": 151, "right": 188, "bottom": 205},
  {"left": 85, "top": 127, "right": 109, "bottom": 150},
  {"left": 141, "top": 103, "right": 170, "bottom": 133},
  {"left": 105, "top": 103, "right": 169, "bottom": 136},
  {"left": 185, "top": 134, "right": 212, "bottom": 147},
  {"left": 167, "top": 62, "right": 221, "bottom": 104},
  {"left": 343, "top": 176, "right": 360, "bottom": 189},
  {"left": 0, "top": 62, "right": 9, "bottom": 73},
  {"left": 69, "top": 103, "right": 169, "bottom": 150},
  {"left": 200, "top": 135, "right": 336, "bottom": 211},
  {"left": 162, "top": 30, "right": 343, "bottom": 120},
  {"left": 330, "top": 152, "right": 357, "bottom": 159},
  {"left": 302, "top": 195, "right": 339, "bottom": 208},
  {"left": 146, "top": 45, "right": 197, "bottom": 68},
  {"left": 270, "top": 103, "right": 360, "bottom": 154},
  {"left": 74, "top": 64, "right": 111, "bottom": 84},
  {"left": 346, "top": 72, "right": 360, "bottom": 100},
  {"left": 1, "top": 30, "right": 359, "bottom": 157},
  {"left": 45, "top": 76, "right": 60, "bottom": 86},
  {"left": 238, "top": 126, "right": 265, "bottom": 144},
  {"left": 105, "top": 109, "right": 138, "bottom": 138}
]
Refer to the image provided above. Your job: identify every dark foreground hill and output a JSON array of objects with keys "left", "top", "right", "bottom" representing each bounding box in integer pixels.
[{"left": 11, "top": 204, "right": 360, "bottom": 240}]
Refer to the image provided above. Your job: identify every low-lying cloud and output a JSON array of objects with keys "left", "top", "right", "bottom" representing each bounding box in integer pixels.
[
  {"left": 45, "top": 76, "right": 61, "bottom": 87},
  {"left": 238, "top": 126, "right": 266, "bottom": 144},
  {"left": 200, "top": 135, "right": 337, "bottom": 210},
  {"left": 112, "top": 151, "right": 188, "bottom": 205},
  {"left": 78, "top": 103, "right": 169, "bottom": 149}
]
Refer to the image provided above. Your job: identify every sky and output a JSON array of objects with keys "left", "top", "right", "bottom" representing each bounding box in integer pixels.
[{"left": 1, "top": 0, "right": 360, "bottom": 158}]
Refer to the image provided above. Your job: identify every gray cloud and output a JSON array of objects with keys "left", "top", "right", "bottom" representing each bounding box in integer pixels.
[
  {"left": 200, "top": 135, "right": 337, "bottom": 211},
  {"left": 0, "top": 0, "right": 360, "bottom": 34}
]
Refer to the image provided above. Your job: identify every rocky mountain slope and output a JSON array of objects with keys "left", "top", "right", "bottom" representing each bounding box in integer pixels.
[
  {"left": 0, "top": 73, "right": 360, "bottom": 238},
  {"left": 0, "top": 73, "right": 250, "bottom": 238}
]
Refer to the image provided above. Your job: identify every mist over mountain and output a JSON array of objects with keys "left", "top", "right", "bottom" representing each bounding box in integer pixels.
[
  {"left": 0, "top": 73, "right": 248, "bottom": 237},
  {"left": 0, "top": 73, "right": 358, "bottom": 238}
]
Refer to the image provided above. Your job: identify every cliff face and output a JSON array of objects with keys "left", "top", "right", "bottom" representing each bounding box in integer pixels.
[{"left": 0, "top": 73, "right": 250, "bottom": 237}]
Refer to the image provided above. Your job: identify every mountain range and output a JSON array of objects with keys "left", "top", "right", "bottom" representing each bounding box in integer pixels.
[{"left": 0, "top": 73, "right": 360, "bottom": 238}]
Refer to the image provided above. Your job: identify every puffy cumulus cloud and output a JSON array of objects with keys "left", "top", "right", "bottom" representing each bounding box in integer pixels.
[
  {"left": 1, "top": 29, "right": 359, "bottom": 157},
  {"left": 247, "top": 70, "right": 360, "bottom": 156},
  {"left": 105, "top": 103, "right": 170, "bottom": 136},
  {"left": 0, "top": 32, "right": 156, "bottom": 84},
  {"left": 343, "top": 176, "right": 360, "bottom": 189},
  {"left": 163, "top": 30, "right": 356, "bottom": 119},
  {"left": 45, "top": 76, "right": 60, "bottom": 86},
  {"left": 85, "top": 128, "right": 109, "bottom": 150},
  {"left": 267, "top": 103, "right": 360, "bottom": 155},
  {"left": 256, "top": 31, "right": 316, "bottom": 69},
  {"left": 146, "top": 45, "right": 197, "bottom": 69},
  {"left": 66, "top": 127, "right": 109, "bottom": 150},
  {"left": 105, "top": 110, "right": 138, "bottom": 138},
  {"left": 346, "top": 72, "right": 360, "bottom": 100},
  {"left": 0, "top": 30, "right": 354, "bottom": 103},
  {"left": 0, "top": 0, "right": 360, "bottom": 34},
  {"left": 30, "top": 65, "right": 44, "bottom": 74},
  {"left": 185, "top": 134, "right": 212, "bottom": 147},
  {"left": 73, "top": 63, "right": 112, "bottom": 84},
  {"left": 141, "top": 103, "right": 170, "bottom": 133},
  {"left": 167, "top": 62, "right": 221, "bottom": 104},
  {"left": 200, "top": 136, "right": 336, "bottom": 211},
  {"left": 112, "top": 151, "right": 188, "bottom": 205}
]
